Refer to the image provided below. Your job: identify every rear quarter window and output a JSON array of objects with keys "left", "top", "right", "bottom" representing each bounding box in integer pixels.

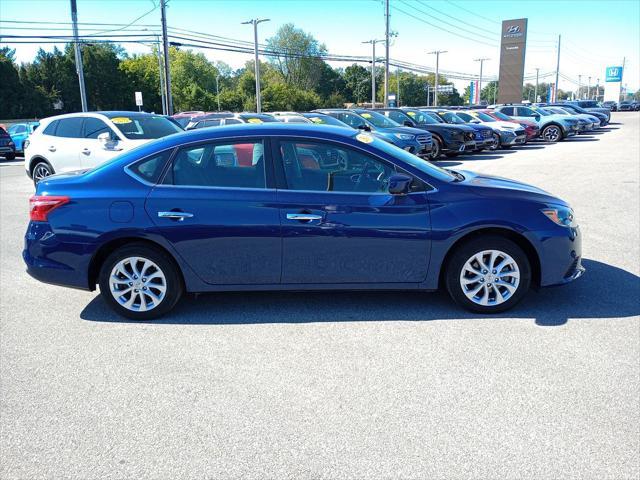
[
  {"left": 127, "top": 150, "right": 173, "bottom": 184},
  {"left": 42, "top": 120, "right": 59, "bottom": 136}
]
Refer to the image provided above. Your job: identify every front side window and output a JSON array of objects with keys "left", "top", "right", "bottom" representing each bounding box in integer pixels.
[
  {"left": 280, "top": 140, "right": 397, "bottom": 193},
  {"left": 9, "top": 124, "right": 27, "bottom": 134},
  {"left": 169, "top": 140, "right": 265, "bottom": 188},
  {"left": 357, "top": 111, "right": 400, "bottom": 128},
  {"left": 388, "top": 111, "right": 411, "bottom": 124},
  {"left": 224, "top": 118, "right": 242, "bottom": 125},
  {"left": 83, "top": 117, "right": 117, "bottom": 139},
  {"left": 42, "top": 120, "right": 59, "bottom": 136},
  {"left": 55, "top": 118, "right": 84, "bottom": 138},
  {"left": 456, "top": 112, "right": 474, "bottom": 122},
  {"left": 335, "top": 112, "right": 368, "bottom": 129}
]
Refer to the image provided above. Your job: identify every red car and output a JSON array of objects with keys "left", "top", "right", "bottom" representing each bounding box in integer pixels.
[{"left": 484, "top": 110, "right": 540, "bottom": 141}]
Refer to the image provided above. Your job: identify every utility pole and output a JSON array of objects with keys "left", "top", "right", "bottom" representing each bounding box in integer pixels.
[
  {"left": 534, "top": 68, "right": 540, "bottom": 103},
  {"left": 242, "top": 18, "right": 270, "bottom": 113},
  {"left": 363, "top": 39, "right": 383, "bottom": 107},
  {"left": 384, "top": 0, "right": 390, "bottom": 107},
  {"left": 474, "top": 58, "right": 490, "bottom": 103},
  {"left": 578, "top": 74, "right": 582, "bottom": 99},
  {"left": 587, "top": 76, "right": 591, "bottom": 99},
  {"left": 70, "top": 0, "right": 87, "bottom": 111},
  {"left": 620, "top": 56, "right": 626, "bottom": 102},
  {"left": 160, "top": 0, "right": 173, "bottom": 115},
  {"left": 428, "top": 50, "right": 447, "bottom": 106},
  {"left": 554, "top": 34, "right": 561, "bottom": 103},
  {"left": 596, "top": 78, "right": 600, "bottom": 101},
  {"left": 155, "top": 36, "right": 167, "bottom": 115}
]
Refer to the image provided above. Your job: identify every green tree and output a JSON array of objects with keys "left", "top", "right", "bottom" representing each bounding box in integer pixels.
[
  {"left": 343, "top": 64, "right": 370, "bottom": 104},
  {"left": 0, "top": 48, "right": 24, "bottom": 119},
  {"left": 262, "top": 83, "right": 322, "bottom": 111}
]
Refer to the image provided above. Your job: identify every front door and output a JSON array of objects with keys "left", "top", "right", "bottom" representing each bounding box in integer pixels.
[
  {"left": 274, "top": 139, "right": 431, "bottom": 284},
  {"left": 79, "top": 117, "right": 122, "bottom": 169},
  {"left": 145, "top": 138, "right": 281, "bottom": 285}
]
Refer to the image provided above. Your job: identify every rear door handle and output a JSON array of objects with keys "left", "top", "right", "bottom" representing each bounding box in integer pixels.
[
  {"left": 82, "top": 148, "right": 90, "bottom": 155},
  {"left": 48, "top": 146, "right": 56, "bottom": 152},
  {"left": 286, "top": 213, "right": 323, "bottom": 222},
  {"left": 158, "top": 211, "right": 194, "bottom": 221}
]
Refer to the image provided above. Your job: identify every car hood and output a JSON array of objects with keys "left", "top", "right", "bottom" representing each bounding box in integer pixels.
[
  {"left": 458, "top": 170, "right": 566, "bottom": 204},
  {"left": 486, "top": 120, "right": 523, "bottom": 130},
  {"left": 465, "top": 123, "right": 493, "bottom": 133}
]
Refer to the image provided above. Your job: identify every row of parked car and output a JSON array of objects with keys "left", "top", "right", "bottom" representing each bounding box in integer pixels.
[
  {"left": 603, "top": 100, "right": 640, "bottom": 111},
  {"left": 0, "top": 99, "right": 620, "bottom": 185}
]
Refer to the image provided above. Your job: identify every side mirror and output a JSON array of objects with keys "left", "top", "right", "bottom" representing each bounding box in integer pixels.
[
  {"left": 388, "top": 173, "right": 413, "bottom": 195},
  {"left": 357, "top": 124, "right": 371, "bottom": 132},
  {"left": 98, "top": 131, "right": 122, "bottom": 151},
  {"left": 534, "top": 114, "right": 541, "bottom": 121},
  {"left": 471, "top": 119, "right": 480, "bottom": 124},
  {"left": 403, "top": 120, "right": 414, "bottom": 127}
]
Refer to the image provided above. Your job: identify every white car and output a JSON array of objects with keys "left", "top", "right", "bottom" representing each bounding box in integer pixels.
[
  {"left": 456, "top": 110, "right": 527, "bottom": 150},
  {"left": 24, "top": 111, "right": 182, "bottom": 184}
]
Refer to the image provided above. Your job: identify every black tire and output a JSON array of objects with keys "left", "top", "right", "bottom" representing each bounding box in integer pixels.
[
  {"left": 32, "top": 161, "right": 54, "bottom": 185},
  {"left": 429, "top": 136, "right": 442, "bottom": 160},
  {"left": 541, "top": 124, "right": 564, "bottom": 142},
  {"left": 444, "top": 235, "right": 531, "bottom": 314},
  {"left": 98, "top": 243, "right": 184, "bottom": 320},
  {"left": 5, "top": 152, "right": 16, "bottom": 160},
  {"left": 488, "top": 133, "right": 500, "bottom": 151}
]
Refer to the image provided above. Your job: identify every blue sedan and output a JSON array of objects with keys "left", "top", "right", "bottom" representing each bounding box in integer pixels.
[{"left": 24, "top": 124, "right": 584, "bottom": 319}]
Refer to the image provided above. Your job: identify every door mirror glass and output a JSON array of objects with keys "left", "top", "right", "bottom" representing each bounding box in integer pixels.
[
  {"left": 98, "top": 131, "right": 119, "bottom": 150},
  {"left": 357, "top": 124, "right": 371, "bottom": 132},
  {"left": 388, "top": 173, "right": 413, "bottom": 195},
  {"left": 403, "top": 120, "right": 414, "bottom": 127}
]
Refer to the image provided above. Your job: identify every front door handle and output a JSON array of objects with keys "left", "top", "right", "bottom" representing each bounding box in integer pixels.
[
  {"left": 286, "top": 213, "right": 323, "bottom": 222},
  {"left": 82, "top": 148, "right": 90, "bottom": 155},
  {"left": 158, "top": 211, "right": 194, "bottom": 221},
  {"left": 48, "top": 146, "right": 56, "bottom": 152}
]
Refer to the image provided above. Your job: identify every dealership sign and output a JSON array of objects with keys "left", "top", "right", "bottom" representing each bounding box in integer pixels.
[
  {"left": 605, "top": 66, "right": 623, "bottom": 82},
  {"left": 498, "top": 18, "right": 528, "bottom": 104}
]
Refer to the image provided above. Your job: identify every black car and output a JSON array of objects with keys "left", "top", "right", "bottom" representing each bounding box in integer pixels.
[
  {"left": 602, "top": 101, "right": 617, "bottom": 112},
  {"left": 373, "top": 107, "right": 475, "bottom": 159},
  {"left": 0, "top": 127, "right": 16, "bottom": 160},
  {"left": 618, "top": 101, "right": 634, "bottom": 111},
  {"left": 548, "top": 103, "right": 609, "bottom": 126}
]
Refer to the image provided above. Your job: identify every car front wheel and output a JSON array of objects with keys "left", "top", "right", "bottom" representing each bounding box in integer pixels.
[
  {"left": 541, "top": 125, "right": 563, "bottom": 142},
  {"left": 98, "top": 243, "right": 183, "bottom": 320},
  {"left": 489, "top": 133, "right": 500, "bottom": 151},
  {"left": 429, "top": 137, "right": 442, "bottom": 160},
  {"left": 445, "top": 235, "right": 531, "bottom": 313}
]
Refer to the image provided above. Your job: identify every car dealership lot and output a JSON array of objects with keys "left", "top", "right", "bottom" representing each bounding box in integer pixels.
[{"left": 1, "top": 113, "right": 639, "bottom": 479}]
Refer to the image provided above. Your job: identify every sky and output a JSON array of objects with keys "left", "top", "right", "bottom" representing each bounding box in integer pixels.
[{"left": 1, "top": 0, "right": 638, "bottom": 96}]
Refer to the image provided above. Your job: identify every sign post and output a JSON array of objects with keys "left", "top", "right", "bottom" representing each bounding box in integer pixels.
[
  {"left": 603, "top": 66, "right": 623, "bottom": 103},
  {"left": 497, "top": 18, "right": 528, "bottom": 103},
  {"left": 135, "top": 91, "right": 143, "bottom": 112}
]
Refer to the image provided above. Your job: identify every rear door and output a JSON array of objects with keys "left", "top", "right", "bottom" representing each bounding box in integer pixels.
[
  {"left": 145, "top": 137, "right": 281, "bottom": 285},
  {"left": 274, "top": 138, "right": 431, "bottom": 284}
]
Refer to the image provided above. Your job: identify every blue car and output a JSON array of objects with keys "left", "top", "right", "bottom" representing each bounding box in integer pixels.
[
  {"left": 24, "top": 124, "right": 583, "bottom": 319},
  {"left": 8, "top": 121, "right": 39, "bottom": 153}
]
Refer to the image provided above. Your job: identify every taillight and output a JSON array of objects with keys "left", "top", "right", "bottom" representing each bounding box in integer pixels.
[{"left": 29, "top": 195, "right": 70, "bottom": 222}]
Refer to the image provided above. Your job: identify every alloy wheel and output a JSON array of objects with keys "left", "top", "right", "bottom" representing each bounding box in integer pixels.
[
  {"left": 489, "top": 133, "right": 500, "bottom": 151},
  {"left": 430, "top": 138, "right": 441, "bottom": 159},
  {"left": 33, "top": 163, "right": 52, "bottom": 183},
  {"left": 542, "top": 126, "right": 561, "bottom": 142},
  {"left": 109, "top": 257, "right": 167, "bottom": 312},
  {"left": 459, "top": 249, "right": 520, "bottom": 306}
]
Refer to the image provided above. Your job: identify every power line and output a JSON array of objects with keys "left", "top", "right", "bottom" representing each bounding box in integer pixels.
[{"left": 415, "top": 0, "right": 497, "bottom": 37}]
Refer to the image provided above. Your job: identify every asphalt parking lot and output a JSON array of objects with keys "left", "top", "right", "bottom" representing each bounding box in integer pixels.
[{"left": 1, "top": 113, "right": 639, "bottom": 479}]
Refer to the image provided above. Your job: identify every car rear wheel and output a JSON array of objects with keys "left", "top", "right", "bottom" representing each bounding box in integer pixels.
[
  {"left": 32, "top": 161, "right": 53, "bottom": 185},
  {"left": 98, "top": 244, "right": 183, "bottom": 320},
  {"left": 541, "top": 125, "right": 563, "bottom": 142},
  {"left": 429, "top": 136, "right": 442, "bottom": 160},
  {"left": 4, "top": 153, "right": 16, "bottom": 160},
  {"left": 445, "top": 236, "right": 531, "bottom": 313}
]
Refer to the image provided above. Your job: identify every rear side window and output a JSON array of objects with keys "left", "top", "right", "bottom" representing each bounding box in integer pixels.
[
  {"left": 202, "top": 119, "right": 221, "bottom": 127},
  {"left": 55, "top": 118, "right": 84, "bottom": 138},
  {"left": 128, "top": 150, "right": 172, "bottom": 184},
  {"left": 224, "top": 118, "right": 242, "bottom": 125},
  {"left": 168, "top": 140, "right": 266, "bottom": 189},
  {"left": 500, "top": 107, "right": 515, "bottom": 115},
  {"left": 42, "top": 120, "right": 59, "bottom": 136}
]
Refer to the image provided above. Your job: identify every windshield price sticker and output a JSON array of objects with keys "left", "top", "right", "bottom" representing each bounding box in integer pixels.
[{"left": 111, "top": 117, "right": 132, "bottom": 124}]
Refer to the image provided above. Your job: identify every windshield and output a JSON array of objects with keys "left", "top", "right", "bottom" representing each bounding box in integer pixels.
[
  {"left": 404, "top": 110, "right": 438, "bottom": 124},
  {"left": 531, "top": 107, "right": 551, "bottom": 116},
  {"left": 302, "top": 114, "right": 352, "bottom": 128},
  {"left": 562, "top": 104, "right": 585, "bottom": 114},
  {"left": 357, "top": 111, "right": 400, "bottom": 128},
  {"left": 455, "top": 112, "right": 475, "bottom": 122},
  {"left": 491, "top": 111, "right": 512, "bottom": 121},
  {"left": 366, "top": 134, "right": 456, "bottom": 183},
  {"left": 239, "top": 114, "right": 277, "bottom": 123},
  {"left": 547, "top": 107, "right": 567, "bottom": 115},
  {"left": 422, "top": 111, "right": 446, "bottom": 123},
  {"left": 109, "top": 115, "right": 182, "bottom": 140},
  {"left": 475, "top": 112, "right": 496, "bottom": 122},
  {"left": 439, "top": 112, "right": 466, "bottom": 124}
]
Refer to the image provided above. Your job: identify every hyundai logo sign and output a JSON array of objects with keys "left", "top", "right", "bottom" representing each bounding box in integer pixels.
[
  {"left": 507, "top": 25, "right": 521, "bottom": 34},
  {"left": 503, "top": 23, "right": 524, "bottom": 38}
]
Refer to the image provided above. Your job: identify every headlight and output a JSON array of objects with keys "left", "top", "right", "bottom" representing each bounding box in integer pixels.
[
  {"left": 541, "top": 207, "right": 577, "bottom": 227},
  {"left": 394, "top": 133, "right": 415, "bottom": 140}
]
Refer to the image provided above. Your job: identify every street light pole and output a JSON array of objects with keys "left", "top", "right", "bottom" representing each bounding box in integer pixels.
[
  {"left": 160, "top": 0, "right": 173, "bottom": 115},
  {"left": 215, "top": 75, "right": 221, "bottom": 112},
  {"left": 363, "top": 39, "right": 383, "bottom": 107},
  {"left": 70, "top": 0, "right": 87, "bottom": 111},
  {"left": 534, "top": 67, "right": 540, "bottom": 103},
  {"left": 428, "top": 50, "right": 447, "bottom": 107},
  {"left": 587, "top": 76, "right": 591, "bottom": 99},
  {"left": 242, "top": 18, "right": 270, "bottom": 113},
  {"left": 578, "top": 74, "right": 582, "bottom": 100},
  {"left": 155, "top": 35, "right": 167, "bottom": 115},
  {"left": 397, "top": 68, "right": 400, "bottom": 107},
  {"left": 474, "top": 57, "right": 490, "bottom": 103},
  {"left": 554, "top": 34, "right": 561, "bottom": 102}
]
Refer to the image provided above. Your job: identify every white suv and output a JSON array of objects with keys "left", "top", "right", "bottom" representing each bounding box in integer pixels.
[{"left": 25, "top": 111, "right": 182, "bottom": 184}]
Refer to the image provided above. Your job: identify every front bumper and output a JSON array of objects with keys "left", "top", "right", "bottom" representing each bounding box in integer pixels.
[{"left": 527, "top": 224, "right": 584, "bottom": 287}]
